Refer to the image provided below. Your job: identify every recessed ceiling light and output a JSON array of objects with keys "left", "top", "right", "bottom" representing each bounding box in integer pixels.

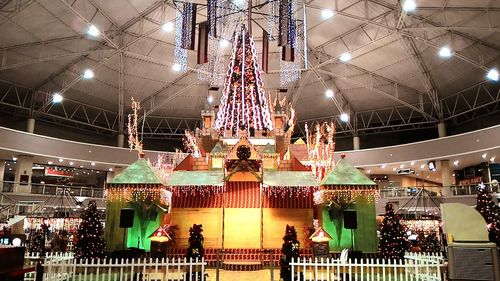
[
  {"left": 482, "top": 153, "right": 488, "bottom": 159},
  {"left": 487, "top": 69, "right": 499, "bottom": 81},
  {"left": 381, "top": 164, "right": 386, "bottom": 168},
  {"left": 420, "top": 164, "right": 425, "bottom": 169},
  {"left": 172, "top": 63, "right": 182, "bottom": 72},
  {"left": 58, "top": 158, "right": 64, "bottom": 163},
  {"left": 426, "top": 176, "right": 430, "bottom": 179},
  {"left": 339, "top": 52, "right": 352, "bottom": 62},
  {"left": 403, "top": 0, "right": 416, "bottom": 12},
  {"left": 490, "top": 156, "right": 496, "bottom": 162},
  {"left": 321, "top": 9, "right": 334, "bottom": 19},
  {"left": 52, "top": 93, "right": 63, "bottom": 103},
  {"left": 399, "top": 164, "right": 404, "bottom": 168},
  {"left": 48, "top": 161, "right": 53, "bottom": 165},
  {"left": 91, "top": 162, "right": 96, "bottom": 166},
  {"left": 108, "top": 168, "right": 113, "bottom": 171},
  {"left": 325, "top": 89, "right": 334, "bottom": 98},
  {"left": 83, "top": 69, "right": 94, "bottom": 79},
  {"left": 367, "top": 170, "right": 371, "bottom": 173},
  {"left": 207, "top": 95, "right": 214, "bottom": 103},
  {"left": 392, "top": 167, "right": 397, "bottom": 171},
  {"left": 79, "top": 165, "right": 84, "bottom": 168},
  {"left": 416, "top": 173, "right": 420, "bottom": 176},
  {"left": 410, "top": 161, "right": 415, "bottom": 166},
  {"left": 12, "top": 157, "right": 17, "bottom": 161},
  {"left": 69, "top": 161, "right": 74, "bottom": 166},
  {"left": 439, "top": 46, "right": 452, "bottom": 58},
  {"left": 436, "top": 178, "right": 439, "bottom": 181},
  {"left": 87, "top": 25, "right": 100, "bottom": 37},
  {"left": 340, "top": 113, "right": 349, "bottom": 122},
  {"left": 233, "top": 0, "right": 245, "bottom": 5},
  {"left": 162, "top": 22, "right": 173, "bottom": 32},
  {"left": 219, "top": 39, "right": 230, "bottom": 48},
  {"left": 453, "top": 160, "right": 459, "bottom": 166}
]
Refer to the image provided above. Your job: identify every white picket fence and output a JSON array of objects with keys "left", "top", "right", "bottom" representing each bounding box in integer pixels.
[
  {"left": 34, "top": 254, "right": 207, "bottom": 281},
  {"left": 290, "top": 253, "right": 444, "bottom": 281}
]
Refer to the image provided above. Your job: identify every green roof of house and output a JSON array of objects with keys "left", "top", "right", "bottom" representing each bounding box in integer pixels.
[
  {"left": 263, "top": 171, "right": 318, "bottom": 187},
  {"left": 262, "top": 143, "right": 276, "bottom": 154},
  {"left": 320, "top": 159, "right": 376, "bottom": 186},
  {"left": 109, "top": 158, "right": 164, "bottom": 185},
  {"left": 167, "top": 170, "right": 224, "bottom": 186},
  {"left": 211, "top": 142, "right": 224, "bottom": 154}
]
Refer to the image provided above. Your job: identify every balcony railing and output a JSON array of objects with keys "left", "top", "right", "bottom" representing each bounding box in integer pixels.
[
  {"left": 1, "top": 181, "right": 104, "bottom": 198},
  {"left": 380, "top": 183, "right": 497, "bottom": 198}
]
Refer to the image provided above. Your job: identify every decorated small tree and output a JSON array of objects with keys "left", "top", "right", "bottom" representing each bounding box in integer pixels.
[
  {"left": 28, "top": 228, "right": 46, "bottom": 256},
  {"left": 475, "top": 185, "right": 500, "bottom": 246},
  {"left": 74, "top": 201, "right": 106, "bottom": 259},
  {"left": 378, "top": 203, "right": 408, "bottom": 260},
  {"left": 185, "top": 224, "right": 205, "bottom": 281},
  {"left": 280, "top": 225, "right": 301, "bottom": 281}
]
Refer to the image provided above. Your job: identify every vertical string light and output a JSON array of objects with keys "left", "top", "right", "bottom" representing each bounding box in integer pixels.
[
  {"left": 174, "top": 6, "right": 188, "bottom": 72},
  {"left": 207, "top": 0, "right": 217, "bottom": 37}
]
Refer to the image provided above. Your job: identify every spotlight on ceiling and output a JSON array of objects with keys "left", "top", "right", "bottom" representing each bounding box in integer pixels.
[
  {"left": 340, "top": 52, "right": 352, "bottom": 62},
  {"left": 453, "top": 160, "right": 459, "bottom": 166},
  {"left": 58, "top": 158, "right": 64, "bottom": 163},
  {"left": 487, "top": 68, "right": 499, "bottom": 81},
  {"left": 69, "top": 161, "right": 74, "bottom": 166},
  {"left": 233, "top": 0, "right": 246, "bottom": 7},
  {"left": 321, "top": 9, "right": 335, "bottom": 19},
  {"left": 340, "top": 113, "right": 349, "bottom": 122},
  {"left": 162, "top": 22, "right": 173, "bottom": 32},
  {"left": 47, "top": 161, "right": 53, "bottom": 165},
  {"left": 482, "top": 153, "right": 488, "bottom": 159},
  {"left": 12, "top": 157, "right": 17, "bottom": 161},
  {"left": 325, "top": 89, "right": 334, "bottom": 98},
  {"left": 403, "top": 0, "right": 416, "bottom": 11},
  {"left": 219, "top": 39, "right": 230, "bottom": 48},
  {"left": 439, "top": 46, "right": 452, "bottom": 58},
  {"left": 172, "top": 63, "right": 182, "bottom": 72},
  {"left": 207, "top": 95, "right": 214, "bottom": 103},
  {"left": 428, "top": 161, "right": 436, "bottom": 171},
  {"left": 490, "top": 156, "right": 496, "bottom": 162},
  {"left": 83, "top": 69, "right": 94, "bottom": 79},
  {"left": 87, "top": 25, "right": 100, "bottom": 37},
  {"left": 52, "top": 93, "right": 63, "bottom": 103}
]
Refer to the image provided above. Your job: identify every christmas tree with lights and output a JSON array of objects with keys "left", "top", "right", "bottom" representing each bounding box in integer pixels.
[
  {"left": 378, "top": 203, "right": 408, "bottom": 260},
  {"left": 214, "top": 25, "right": 273, "bottom": 135},
  {"left": 74, "top": 201, "right": 106, "bottom": 259},
  {"left": 280, "top": 225, "right": 301, "bottom": 281},
  {"left": 475, "top": 185, "right": 500, "bottom": 246},
  {"left": 28, "top": 228, "right": 46, "bottom": 256}
]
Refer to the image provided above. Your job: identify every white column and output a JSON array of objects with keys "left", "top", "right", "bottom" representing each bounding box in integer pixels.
[
  {"left": 353, "top": 136, "right": 360, "bottom": 150},
  {"left": 0, "top": 161, "right": 5, "bottom": 191},
  {"left": 440, "top": 160, "right": 452, "bottom": 196},
  {"left": 14, "top": 155, "right": 33, "bottom": 193},
  {"left": 26, "top": 118, "right": 35, "bottom": 133},
  {"left": 437, "top": 122, "right": 446, "bottom": 138},
  {"left": 117, "top": 133, "right": 125, "bottom": 148}
]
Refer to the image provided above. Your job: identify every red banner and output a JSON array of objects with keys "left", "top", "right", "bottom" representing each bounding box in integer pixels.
[{"left": 44, "top": 168, "right": 74, "bottom": 178}]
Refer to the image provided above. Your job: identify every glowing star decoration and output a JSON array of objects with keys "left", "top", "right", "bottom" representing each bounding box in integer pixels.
[
  {"left": 305, "top": 122, "right": 336, "bottom": 181},
  {"left": 183, "top": 129, "right": 201, "bottom": 158},
  {"left": 127, "top": 98, "right": 144, "bottom": 156},
  {"left": 214, "top": 25, "right": 274, "bottom": 135}
]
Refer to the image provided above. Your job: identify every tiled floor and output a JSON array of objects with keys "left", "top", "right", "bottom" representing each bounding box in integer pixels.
[{"left": 205, "top": 268, "right": 280, "bottom": 281}]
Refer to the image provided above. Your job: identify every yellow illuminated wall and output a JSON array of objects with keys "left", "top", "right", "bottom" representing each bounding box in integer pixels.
[
  {"left": 171, "top": 208, "right": 223, "bottom": 248},
  {"left": 223, "top": 208, "right": 261, "bottom": 248},
  {"left": 263, "top": 208, "right": 313, "bottom": 248}
]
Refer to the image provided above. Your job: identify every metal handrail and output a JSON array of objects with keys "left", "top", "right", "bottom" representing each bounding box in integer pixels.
[
  {"left": 1, "top": 181, "right": 104, "bottom": 198},
  {"left": 380, "top": 183, "right": 497, "bottom": 198}
]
